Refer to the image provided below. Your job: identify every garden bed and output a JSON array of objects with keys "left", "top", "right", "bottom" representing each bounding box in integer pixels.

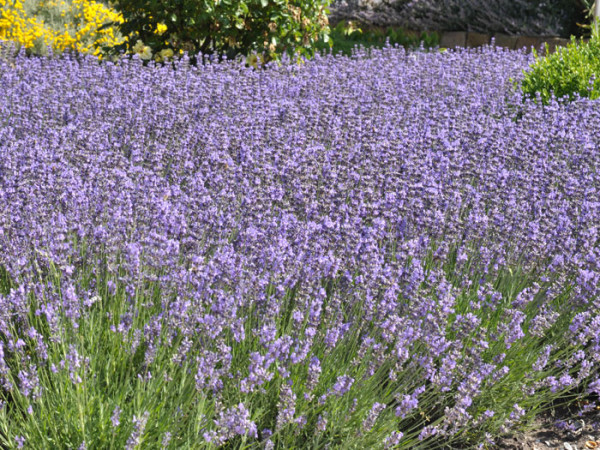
[{"left": 0, "top": 44, "right": 599, "bottom": 449}]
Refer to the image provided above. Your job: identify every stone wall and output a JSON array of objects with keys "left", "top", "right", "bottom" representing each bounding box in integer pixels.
[
  {"left": 329, "top": 0, "right": 409, "bottom": 28},
  {"left": 328, "top": 1, "right": 583, "bottom": 54},
  {"left": 328, "top": 0, "right": 585, "bottom": 38}
]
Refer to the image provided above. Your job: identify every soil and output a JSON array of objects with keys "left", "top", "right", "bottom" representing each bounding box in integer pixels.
[{"left": 493, "top": 400, "right": 600, "bottom": 450}]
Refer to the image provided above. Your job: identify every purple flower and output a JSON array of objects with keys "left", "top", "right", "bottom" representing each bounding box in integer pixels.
[
  {"left": 304, "top": 356, "right": 321, "bottom": 398},
  {"left": 111, "top": 406, "right": 121, "bottom": 427},
  {"left": 395, "top": 393, "right": 419, "bottom": 419},
  {"left": 361, "top": 402, "right": 386, "bottom": 433},
  {"left": 15, "top": 436, "right": 25, "bottom": 449},
  {"left": 18, "top": 366, "right": 40, "bottom": 400},
  {"left": 509, "top": 404, "right": 526, "bottom": 421},
  {"left": 125, "top": 411, "right": 150, "bottom": 450},
  {"left": 161, "top": 431, "right": 172, "bottom": 448},
  {"left": 588, "top": 377, "right": 600, "bottom": 396},
  {"left": 276, "top": 383, "right": 296, "bottom": 430},
  {"left": 395, "top": 385, "right": 426, "bottom": 418},
  {"left": 330, "top": 375, "right": 354, "bottom": 397},
  {"left": 383, "top": 431, "right": 403, "bottom": 448},
  {"left": 316, "top": 414, "right": 327, "bottom": 432},
  {"left": 204, "top": 403, "right": 258, "bottom": 445},
  {"left": 418, "top": 425, "right": 439, "bottom": 440}
]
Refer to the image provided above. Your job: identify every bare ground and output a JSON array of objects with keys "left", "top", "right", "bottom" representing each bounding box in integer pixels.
[{"left": 493, "top": 400, "right": 600, "bottom": 450}]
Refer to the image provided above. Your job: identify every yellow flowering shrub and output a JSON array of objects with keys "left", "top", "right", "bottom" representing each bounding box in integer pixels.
[{"left": 0, "top": 0, "right": 126, "bottom": 57}]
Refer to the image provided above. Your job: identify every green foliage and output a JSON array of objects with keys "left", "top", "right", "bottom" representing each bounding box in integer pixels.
[
  {"left": 315, "top": 20, "right": 439, "bottom": 56},
  {"left": 0, "top": 266, "right": 11, "bottom": 295},
  {"left": 521, "top": 36, "right": 600, "bottom": 104},
  {"left": 104, "top": 0, "right": 332, "bottom": 64}
]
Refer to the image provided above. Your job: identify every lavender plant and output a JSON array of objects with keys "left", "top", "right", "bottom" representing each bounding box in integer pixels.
[{"left": 0, "top": 44, "right": 599, "bottom": 449}]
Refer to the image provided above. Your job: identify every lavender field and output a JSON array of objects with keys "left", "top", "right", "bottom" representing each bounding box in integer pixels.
[{"left": 1, "top": 45, "right": 600, "bottom": 449}]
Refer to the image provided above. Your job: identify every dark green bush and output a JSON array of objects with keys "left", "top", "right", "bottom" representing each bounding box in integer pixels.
[
  {"left": 521, "top": 36, "right": 600, "bottom": 104},
  {"left": 104, "top": 0, "right": 332, "bottom": 64}
]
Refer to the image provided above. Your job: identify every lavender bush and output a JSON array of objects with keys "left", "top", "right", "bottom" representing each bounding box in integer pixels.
[{"left": 0, "top": 45, "right": 600, "bottom": 448}]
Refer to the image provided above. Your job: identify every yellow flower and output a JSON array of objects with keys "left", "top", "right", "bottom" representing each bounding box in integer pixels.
[
  {"left": 132, "top": 39, "right": 145, "bottom": 54},
  {"left": 141, "top": 47, "right": 152, "bottom": 59},
  {"left": 246, "top": 53, "right": 258, "bottom": 68},
  {"left": 132, "top": 39, "right": 153, "bottom": 60},
  {"left": 156, "top": 23, "right": 167, "bottom": 35},
  {"left": 160, "top": 48, "right": 173, "bottom": 59}
]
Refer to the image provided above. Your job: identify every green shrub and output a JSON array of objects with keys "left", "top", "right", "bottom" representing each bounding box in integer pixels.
[
  {"left": 315, "top": 21, "right": 439, "bottom": 56},
  {"left": 104, "top": 0, "right": 332, "bottom": 65},
  {"left": 521, "top": 36, "right": 600, "bottom": 104}
]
